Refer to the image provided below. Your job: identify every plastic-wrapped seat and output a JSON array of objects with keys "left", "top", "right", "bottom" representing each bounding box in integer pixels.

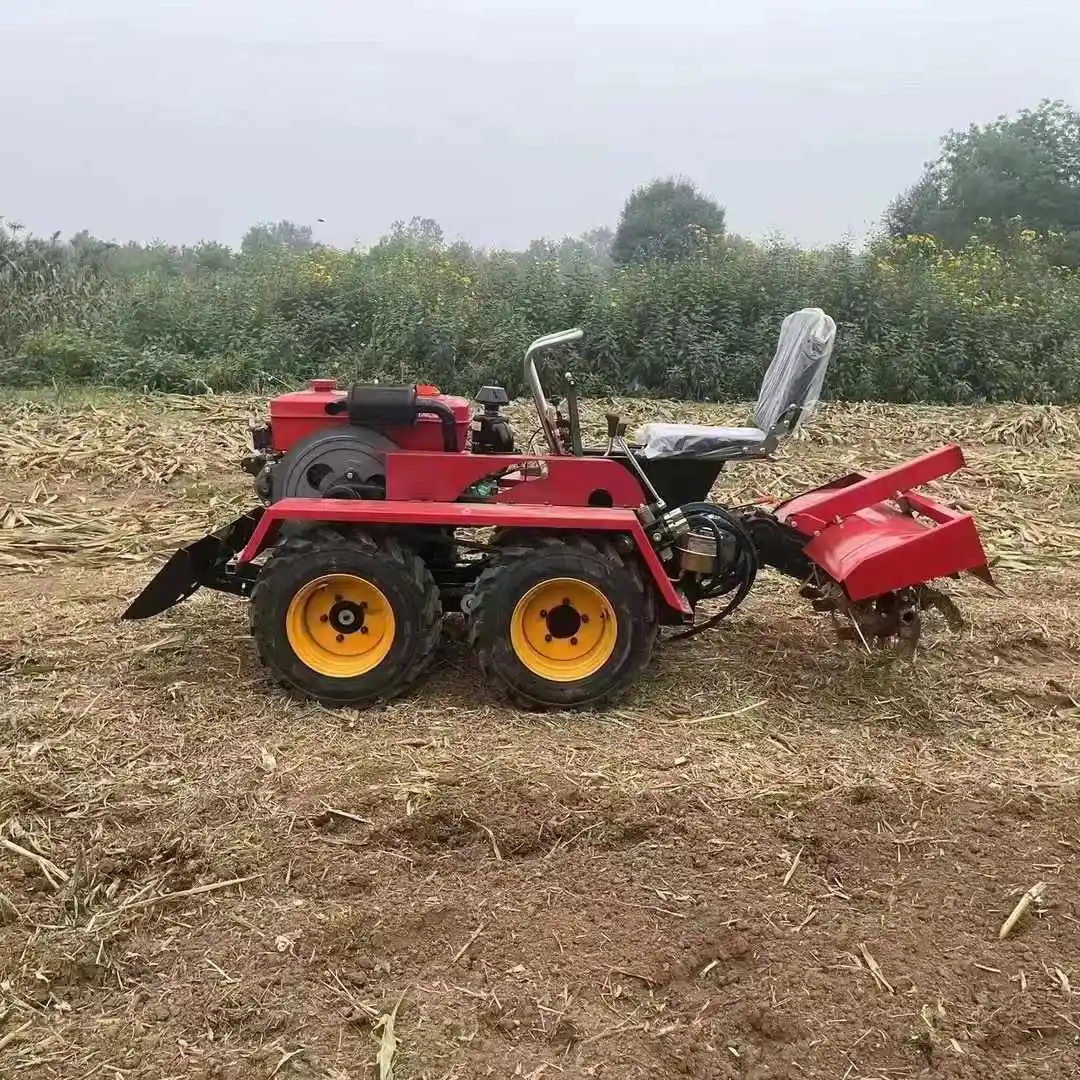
[{"left": 637, "top": 307, "right": 837, "bottom": 460}]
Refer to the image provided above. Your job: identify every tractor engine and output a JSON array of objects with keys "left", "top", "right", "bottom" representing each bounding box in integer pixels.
[{"left": 242, "top": 377, "right": 513, "bottom": 504}]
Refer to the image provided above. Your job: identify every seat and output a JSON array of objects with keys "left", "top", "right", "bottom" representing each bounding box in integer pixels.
[
  {"left": 637, "top": 307, "right": 837, "bottom": 461},
  {"left": 636, "top": 424, "right": 768, "bottom": 459}
]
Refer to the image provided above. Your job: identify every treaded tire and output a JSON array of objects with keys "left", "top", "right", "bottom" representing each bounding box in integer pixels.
[
  {"left": 249, "top": 525, "right": 441, "bottom": 708},
  {"left": 466, "top": 533, "right": 658, "bottom": 710}
]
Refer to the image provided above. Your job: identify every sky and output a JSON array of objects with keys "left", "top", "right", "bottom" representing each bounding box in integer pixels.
[{"left": 2, "top": 0, "right": 1079, "bottom": 252}]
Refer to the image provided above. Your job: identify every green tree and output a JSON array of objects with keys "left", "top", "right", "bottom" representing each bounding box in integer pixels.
[
  {"left": 191, "top": 240, "right": 235, "bottom": 272},
  {"left": 377, "top": 216, "right": 445, "bottom": 252},
  {"left": 886, "top": 99, "right": 1080, "bottom": 263},
  {"left": 522, "top": 226, "right": 613, "bottom": 271},
  {"left": 611, "top": 178, "right": 725, "bottom": 266},
  {"left": 241, "top": 220, "right": 315, "bottom": 255}
]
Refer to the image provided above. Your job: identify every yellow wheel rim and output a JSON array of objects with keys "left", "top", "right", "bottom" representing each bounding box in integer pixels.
[
  {"left": 509, "top": 577, "right": 618, "bottom": 682},
  {"left": 285, "top": 573, "right": 395, "bottom": 678}
]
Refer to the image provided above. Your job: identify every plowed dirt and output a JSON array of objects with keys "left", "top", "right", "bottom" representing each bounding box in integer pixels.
[{"left": 1, "top": 394, "right": 1077, "bottom": 1079}]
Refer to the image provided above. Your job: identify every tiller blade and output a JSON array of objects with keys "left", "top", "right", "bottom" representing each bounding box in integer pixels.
[
  {"left": 121, "top": 510, "right": 263, "bottom": 620},
  {"left": 798, "top": 579, "right": 963, "bottom": 656},
  {"left": 777, "top": 445, "right": 994, "bottom": 652}
]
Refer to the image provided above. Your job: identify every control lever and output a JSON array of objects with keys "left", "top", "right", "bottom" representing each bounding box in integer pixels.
[
  {"left": 612, "top": 428, "right": 664, "bottom": 509},
  {"left": 564, "top": 373, "right": 583, "bottom": 456},
  {"left": 604, "top": 412, "right": 627, "bottom": 456},
  {"left": 601, "top": 410, "right": 663, "bottom": 508}
]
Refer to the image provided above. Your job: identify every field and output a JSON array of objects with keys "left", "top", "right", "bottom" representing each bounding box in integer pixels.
[{"left": 1, "top": 392, "right": 1078, "bottom": 1079}]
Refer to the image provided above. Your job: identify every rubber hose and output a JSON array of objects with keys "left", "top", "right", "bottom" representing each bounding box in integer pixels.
[{"left": 662, "top": 502, "right": 759, "bottom": 643}]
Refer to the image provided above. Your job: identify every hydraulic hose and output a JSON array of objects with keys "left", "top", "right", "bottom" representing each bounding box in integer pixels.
[{"left": 663, "top": 502, "right": 759, "bottom": 643}]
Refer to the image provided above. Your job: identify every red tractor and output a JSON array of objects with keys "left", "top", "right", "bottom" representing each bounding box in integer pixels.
[{"left": 122, "top": 309, "right": 994, "bottom": 709}]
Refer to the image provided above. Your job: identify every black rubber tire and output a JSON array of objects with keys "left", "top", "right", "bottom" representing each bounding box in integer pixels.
[
  {"left": 249, "top": 525, "right": 441, "bottom": 708},
  {"left": 466, "top": 534, "right": 659, "bottom": 710}
]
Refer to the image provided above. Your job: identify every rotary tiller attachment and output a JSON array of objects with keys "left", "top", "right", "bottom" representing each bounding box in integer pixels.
[
  {"left": 799, "top": 579, "right": 966, "bottom": 656},
  {"left": 776, "top": 444, "right": 995, "bottom": 655}
]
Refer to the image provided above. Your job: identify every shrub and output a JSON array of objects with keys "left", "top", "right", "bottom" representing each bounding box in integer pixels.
[{"left": 2, "top": 219, "right": 1078, "bottom": 403}]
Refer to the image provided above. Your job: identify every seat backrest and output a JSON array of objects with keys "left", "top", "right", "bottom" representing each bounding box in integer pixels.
[{"left": 753, "top": 307, "right": 836, "bottom": 436}]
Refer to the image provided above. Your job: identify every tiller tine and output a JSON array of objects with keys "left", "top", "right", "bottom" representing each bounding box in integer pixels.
[
  {"left": 121, "top": 510, "right": 263, "bottom": 620},
  {"left": 775, "top": 445, "right": 994, "bottom": 650},
  {"left": 917, "top": 585, "right": 965, "bottom": 633}
]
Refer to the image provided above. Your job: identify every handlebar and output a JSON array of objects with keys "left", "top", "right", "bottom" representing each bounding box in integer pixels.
[{"left": 523, "top": 328, "right": 583, "bottom": 455}]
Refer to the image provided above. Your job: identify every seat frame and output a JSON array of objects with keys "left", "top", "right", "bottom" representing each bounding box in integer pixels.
[{"left": 636, "top": 307, "right": 836, "bottom": 463}]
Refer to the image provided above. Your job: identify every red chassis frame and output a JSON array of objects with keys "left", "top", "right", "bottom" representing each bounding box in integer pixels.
[
  {"left": 232, "top": 450, "right": 694, "bottom": 617},
  {"left": 229, "top": 442, "right": 991, "bottom": 617},
  {"left": 235, "top": 498, "right": 693, "bottom": 616}
]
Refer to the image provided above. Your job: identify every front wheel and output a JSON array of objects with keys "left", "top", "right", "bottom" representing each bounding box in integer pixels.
[
  {"left": 249, "top": 527, "right": 441, "bottom": 707},
  {"left": 466, "top": 534, "right": 658, "bottom": 709}
]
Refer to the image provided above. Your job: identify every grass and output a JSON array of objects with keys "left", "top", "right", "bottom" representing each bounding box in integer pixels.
[{"left": 1, "top": 392, "right": 1078, "bottom": 1078}]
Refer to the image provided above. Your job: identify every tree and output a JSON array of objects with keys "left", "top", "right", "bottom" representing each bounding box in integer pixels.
[
  {"left": 378, "top": 216, "right": 445, "bottom": 252},
  {"left": 611, "top": 178, "right": 725, "bottom": 266},
  {"left": 521, "top": 226, "right": 614, "bottom": 270},
  {"left": 241, "top": 220, "right": 315, "bottom": 256},
  {"left": 191, "top": 240, "right": 235, "bottom": 272},
  {"left": 885, "top": 99, "right": 1080, "bottom": 261}
]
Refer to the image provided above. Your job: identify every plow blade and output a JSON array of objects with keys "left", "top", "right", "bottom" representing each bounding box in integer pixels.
[
  {"left": 121, "top": 510, "right": 263, "bottom": 620},
  {"left": 776, "top": 444, "right": 993, "bottom": 602}
]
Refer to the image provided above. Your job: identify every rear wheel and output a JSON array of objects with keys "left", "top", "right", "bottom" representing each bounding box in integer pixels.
[
  {"left": 467, "top": 534, "right": 658, "bottom": 709},
  {"left": 250, "top": 526, "right": 441, "bottom": 707}
]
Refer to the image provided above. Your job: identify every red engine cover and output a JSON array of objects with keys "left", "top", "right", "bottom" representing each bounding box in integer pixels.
[{"left": 269, "top": 379, "right": 473, "bottom": 453}]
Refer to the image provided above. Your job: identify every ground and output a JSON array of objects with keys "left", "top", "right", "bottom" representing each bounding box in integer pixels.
[{"left": 1, "top": 391, "right": 1078, "bottom": 1080}]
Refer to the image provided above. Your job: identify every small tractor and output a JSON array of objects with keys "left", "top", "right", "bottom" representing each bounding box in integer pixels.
[{"left": 122, "top": 309, "right": 994, "bottom": 709}]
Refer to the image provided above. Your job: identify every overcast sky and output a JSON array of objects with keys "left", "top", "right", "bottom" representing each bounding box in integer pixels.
[{"left": 3, "top": 0, "right": 1079, "bottom": 252}]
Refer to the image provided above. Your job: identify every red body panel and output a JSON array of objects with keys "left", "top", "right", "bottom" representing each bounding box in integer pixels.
[
  {"left": 234, "top": 498, "right": 692, "bottom": 616},
  {"left": 269, "top": 379, "right": 473, "bottom": 452},
  {"left": 776, "top": 444, "right": 991, "bottom": 601},
  {"left": 384, "top": 451, "right": 649, "bottom": 507},
  {"left": 778, "top": 445, "right": 966, "bottom": 533}
]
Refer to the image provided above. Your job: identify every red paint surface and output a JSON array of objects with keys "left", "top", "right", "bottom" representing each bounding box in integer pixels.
[
  {"left": 777, "top": 444, "right": 990, "bottom": 600},
  {"left": 268, "top": 381, "right": 473, "bottom": 452},
  {"left": 777, "top": 445, "right": 965, "bottom": 532},
  {"left": 235, "top": 498, "right": 692, "bottom": 616},
  {"left": 385, "top": 451, "right": 648, "bottom": 507}
]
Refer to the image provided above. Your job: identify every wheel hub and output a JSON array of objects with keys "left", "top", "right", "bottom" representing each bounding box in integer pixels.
[
  {"left": 510, "top": 577, "right": 617, "bottom": 682},
  {"left": 545, "top": 601, "right": 583, "bottom": 640},
  {"left": 328, "top": 599, "right": 366, "bottom": 634},
  {"left": 286, "top": 574, "right": 394, "bottom": 676}
]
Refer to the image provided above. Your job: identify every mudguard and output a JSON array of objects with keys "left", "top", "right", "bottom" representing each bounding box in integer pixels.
[
  {"left": 121, "top": 510, "right": 264, "bottom": 620},
  {"left": 775, "top": 444, "right": 994, "bottom": 602}
]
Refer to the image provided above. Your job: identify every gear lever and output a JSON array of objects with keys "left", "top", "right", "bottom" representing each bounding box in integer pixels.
[{"left": 604, "top": 412, "right": 626, "bottom": 456}]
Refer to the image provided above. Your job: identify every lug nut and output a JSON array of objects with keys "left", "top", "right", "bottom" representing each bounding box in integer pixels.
[
  {"left": 581, "top": 614, "right": 590, "bottom": 624},
  {"left": 570, "top": 636, "right": 578, "bottom": 646},
  {"left": 360, "top": 626, "right": 369, "bottom": 635},
  {"left": 335, "top": 634, "right": 344, "bottom": 643},
  {"left": 545, "top": 634, "right": 552, "bottom": 642},
  {"left": 320, "top": 614, "right": 329, "bottom": 623},
  {"left": 539, "top": 609, "right": 547, "bottom": 618}
]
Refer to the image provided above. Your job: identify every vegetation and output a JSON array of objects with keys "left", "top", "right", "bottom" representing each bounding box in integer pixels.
[
  {"left": 3, "top": 100, "right": 1080, "bottom": 404},
  {"left": 886, "top": 99, "right": 1080, "bottom": 266},
  {"left": 611, "top": 177, "right": 726, "bottom": 265}
]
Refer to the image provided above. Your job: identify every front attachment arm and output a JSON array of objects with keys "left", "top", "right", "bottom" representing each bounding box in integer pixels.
[{"left": 120, "top": 509, "right": 264, "bottom": 620}]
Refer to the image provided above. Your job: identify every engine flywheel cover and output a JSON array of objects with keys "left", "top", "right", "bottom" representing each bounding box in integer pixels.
[{"left": 272, "top": 428, "right": 398, "bottom": 501}]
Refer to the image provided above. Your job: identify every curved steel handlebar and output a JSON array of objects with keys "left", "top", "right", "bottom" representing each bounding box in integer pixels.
[{"left": 523, "top": 328, "right": 583, "bottom": 455}]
